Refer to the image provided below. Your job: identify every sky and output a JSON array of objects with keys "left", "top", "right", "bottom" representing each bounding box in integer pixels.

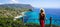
[{"left": 0, "top": 0, "right": 60, "bottom": 8}]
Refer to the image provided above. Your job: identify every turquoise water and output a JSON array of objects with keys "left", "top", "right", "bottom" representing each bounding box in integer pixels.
[
  {"left": 23, "top": 8, "right": 60, "bottom": 25},
  {"left": 24, "top": 10, "right": 39, "bottom": 24}
]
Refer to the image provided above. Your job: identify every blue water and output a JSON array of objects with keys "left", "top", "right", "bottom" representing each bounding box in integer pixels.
[{"left": 23, "top": 8, "right": 60, "bottom": 25}]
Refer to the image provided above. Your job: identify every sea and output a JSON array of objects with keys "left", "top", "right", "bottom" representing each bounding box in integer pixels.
[{"left": 23, "top": 8, "right": 60, "bottom": 25}]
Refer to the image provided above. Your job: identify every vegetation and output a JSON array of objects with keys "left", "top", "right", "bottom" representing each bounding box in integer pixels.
[
  {"left": 0, "top": 6, "right": 33, "bottom": 27},
  {"left": 0, "top": 7, "right": 29, "bottom": 18},
  {"left": 0, "top": 18, "right": 24, "bottom": 27},
  {"left": 0, "top": 18, "right": 60, "bottom": 27}
]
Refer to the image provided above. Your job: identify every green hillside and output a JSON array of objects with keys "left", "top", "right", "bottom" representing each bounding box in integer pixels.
[{"left": 0, "top": 7, "right": 31, "bottom": 18}]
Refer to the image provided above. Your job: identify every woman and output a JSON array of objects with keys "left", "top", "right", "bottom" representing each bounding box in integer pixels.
[{"left": 39, "top": 8, "right": 45, "bottom": 27}]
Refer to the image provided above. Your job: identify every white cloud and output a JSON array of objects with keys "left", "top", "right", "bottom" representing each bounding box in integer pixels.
[
  {"left": 0, "top": 3, "right": 4, "bottom": 5},
  {"left": 0, "top": 3, "right": 2, "bottom": 4},
  {"left": 9, "top": 0, "right": 20, "bottom": 4}
]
